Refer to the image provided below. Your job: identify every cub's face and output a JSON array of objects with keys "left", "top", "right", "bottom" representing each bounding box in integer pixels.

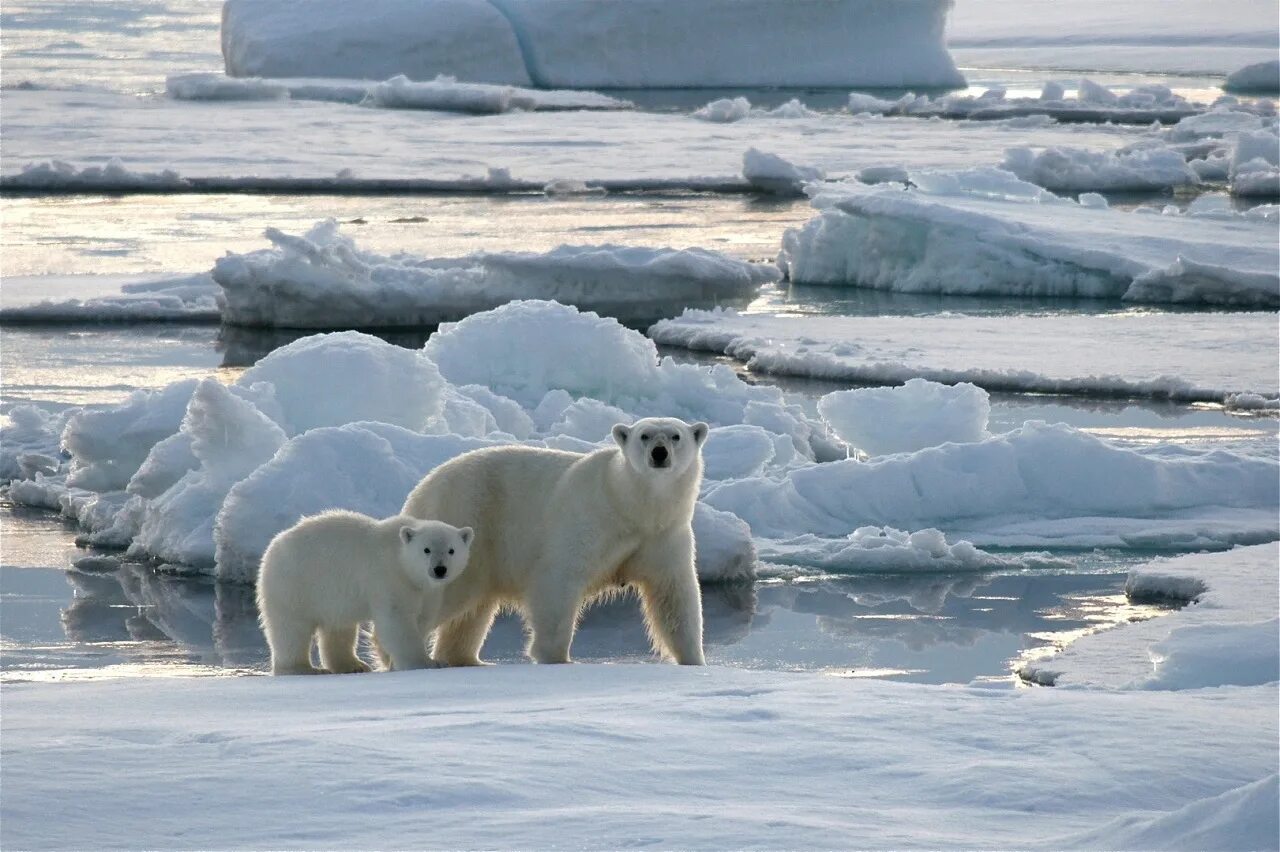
[
  {"left": 397, "top": 520, "right": 473, "bottom": 588},
  {"left": 611, "top": 417, "right": 709, "bottom": 478}
]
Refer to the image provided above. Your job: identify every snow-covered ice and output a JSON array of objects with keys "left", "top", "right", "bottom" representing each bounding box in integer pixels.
[
  {"left": 1001, "top": 144, "right": 1198, "bottom": 192},
  {"left": 0, "top": 273, "right": 220, "bottom": 323},
  {"left": 650, "top": 309, "right": 1280, "bottom": 405},
  {"left": 213, "top": 221, "right": 778, "bottom": 327},
  {"left": 3, "top": 659, "right": 1276, "bottom": 849},
  {"left": 741, "top": 148, "right": 826, "bottom": 196},
  {"left": 779, "top": 168, "right": 1280, "bottom": 306},
  {"left": 222, "top": 0, "right": 965, "bottom": 89}
]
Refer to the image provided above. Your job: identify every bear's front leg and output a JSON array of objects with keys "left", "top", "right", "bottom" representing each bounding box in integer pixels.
[
  {"left": 526, "top": 578, "right": 585, "bottom": 664},
  {"left": 633, "top": 530, "right": 706, "bottom": 665},
  {"left": 372, "top": 602, "right": 434, "bottom": 671}
]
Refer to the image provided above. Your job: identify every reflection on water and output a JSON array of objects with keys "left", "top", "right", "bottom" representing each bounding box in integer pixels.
[{"left": 1, "top": 507, "right": 1166, "bottom": 685}]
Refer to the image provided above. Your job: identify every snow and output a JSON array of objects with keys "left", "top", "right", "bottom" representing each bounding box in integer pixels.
[
  {"left": 213, "top": 221, "right": 777, "bottom": 328},
  {"left": 741, "top": 148, "right": 825, "bottom": 196},
  {"left": 223, "top": 0, "right": 963, "bottom": 89},
  {"left": 221, "top": 0, "right": 534, "bottom": 85},
  {"left": 0, "top": 273, "right": 220, "bottom": 323},
  {"left": 779, "top": 169, "right": 1280, "bottom": 306},
  {"left": 693, "top": 97, "right": 820, "bottom": 123},
  {"left": 818, "top": 379, "right": 990, "bottom": 456},
  {"left": 1001, "top": 144, "right": 1198, "bottom": 192},
  {"left": 1021, "top": 544, "right": 1279, "bottom": 691},
  {"left": 1230, "top": 128, "right": 1280, "bottom": 197},
  {"left": 3, "top": 663, "right": 1276, "bottom": 849},
  {"left": 948, "top": 0, "right": 1280, "bottom": 75},
  {"left": 0, "top": 158, "right": 188, "bottom": 190},
  {"left": 1225, "top": 59, "right": 1280, "bottom": 95},
  {"left": 649, "top": 309, "right": 1280, "bottom": 405}
]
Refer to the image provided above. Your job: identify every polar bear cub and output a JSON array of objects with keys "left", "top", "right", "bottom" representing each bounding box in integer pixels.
[
  {"left": 257, "top": 511, "right": 473, "bottom": 675},
  {"left": 402, "top": 416, "right": 708, "bottom": 667}
]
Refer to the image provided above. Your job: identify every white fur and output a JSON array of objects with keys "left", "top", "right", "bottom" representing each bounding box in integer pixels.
[
  {"left": 256, "top": 511, "right": 472, "bottom": 675},
  {"left": 402, "top": 416, "right": 709, "bottom": 666}
]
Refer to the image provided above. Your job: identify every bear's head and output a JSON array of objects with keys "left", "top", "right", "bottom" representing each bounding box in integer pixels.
[
  {"left": 397, "top": 518, "right": 473, "bottom": 588},
  {"left": 611, "top": 416, "right": 709, "bottom": 479}
]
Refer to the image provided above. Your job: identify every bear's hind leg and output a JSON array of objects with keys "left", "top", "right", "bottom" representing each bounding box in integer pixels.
[
  {"left": 263, "top": 615, "right": 322, "bottom": 675},
  {"left": 432, "top": 601, "right": 499, "bottom": 667},
  {"left": 317, "top": 623, "right": 370, "bottom": 674}
]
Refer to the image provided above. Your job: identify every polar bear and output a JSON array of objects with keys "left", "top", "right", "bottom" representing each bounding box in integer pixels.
[
  {"left": 256, "top": 511, "right": 473, "bottom": 675},
  {"left": 402, "top": 416, "right": 709, "bottom": 666}
]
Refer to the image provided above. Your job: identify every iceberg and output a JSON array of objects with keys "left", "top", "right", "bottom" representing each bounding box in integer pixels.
[{"left": 222, "top": 0, "right": 965, "bottom": 89}]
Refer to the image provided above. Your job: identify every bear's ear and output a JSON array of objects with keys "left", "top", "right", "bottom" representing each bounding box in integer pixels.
[
  {"left": 692, "top": 422, "right": 709, "bottom": 445},
  {"left": 399, "top": 525, "right": 415, "bottom": 545},
  {"left": 458, "top": 526, "right": 474, "bottom": 546},
  {"left": 611, "top": 423, "right": 631, "bottom": 447}
]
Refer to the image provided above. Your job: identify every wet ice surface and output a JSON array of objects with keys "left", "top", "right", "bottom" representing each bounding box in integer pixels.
[{"left": 1, "top": 505, "right": 1176, "bottom": 685}]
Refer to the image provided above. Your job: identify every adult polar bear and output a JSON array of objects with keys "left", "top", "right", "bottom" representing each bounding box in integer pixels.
[{"left": 402, "top": 417, "right": 709, "bottom": 666}]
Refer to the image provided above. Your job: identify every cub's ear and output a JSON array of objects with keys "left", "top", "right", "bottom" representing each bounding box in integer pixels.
[
  {"left": 692, "top": 422, "right": 709, "bottom": 445},
  {"left": 399, "top": 525, "right": 415, "bottom": 545},
  {"left": 611, "top": 423, "right": 631, "bottom": 447},
  {"left": 458, "top": 526, "right": 474, "bottom": 546}
]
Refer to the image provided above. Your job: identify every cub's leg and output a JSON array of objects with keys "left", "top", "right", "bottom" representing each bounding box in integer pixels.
[
  {"left": 372, "top": 603, "right": 434, "bottom": 671},
  {"left": 317, "top": 623, "right": 370, "bottom": 674},
  {"left": 632, "top": 531, "right": 706, "bottom": 665},
  {"left": 262, "top": 611, "right": 322, "bottom": 675},
  {"left": 432, "top": 601, "right": 498, "bottom": 667}
]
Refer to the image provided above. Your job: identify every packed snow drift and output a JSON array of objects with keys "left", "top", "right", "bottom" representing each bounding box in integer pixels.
[
  {"left": 222, "top": 0, "right": 965, "bottom": 89},
  {"left": 779, "top": 168, "right": 1280, "bottom": 306},
  {"left": 213, "top": 221, "right": 778, "bottom": 327}
]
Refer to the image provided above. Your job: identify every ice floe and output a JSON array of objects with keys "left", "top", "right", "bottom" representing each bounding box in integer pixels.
[
  {"left": 167, "top": 72, "right": 632, "bottom": 113},
  {"left": 649, "top": 309, "right": 1280, "bottom": 404},
  {"left": 817, "top": 379, "right": 990, "bottom": 456},
  {"left": 1000, "top": 144, "right": 1198, "bottom": 192},
  {"left": 1, "top": 159, "right": 188, "bottom": 191},
  {"left": 0, "top": 273, "right": 220, "bottom": 323},
  {"left": 1224, "top": 59, "right": 1280, "bottom": 95},
  {"left": 222, "top": 0, "right": 964, "bottom": 89},
  {"left": 1021, "top": 543, "right": 1279, "bottom": 690},
  {"left": 778, "top": 168, "right": 1280, "bottom": 306},
  {"left": 213, "top": 221, "right": 777, "bottom": 327}
]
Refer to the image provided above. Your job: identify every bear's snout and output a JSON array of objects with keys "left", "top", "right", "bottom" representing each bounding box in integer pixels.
[
  {"left": 650, "top": 445, "right": 670, "bottom": 467},
  {"left": 433, "top": 565, "right": 448, "bottom": 579}
]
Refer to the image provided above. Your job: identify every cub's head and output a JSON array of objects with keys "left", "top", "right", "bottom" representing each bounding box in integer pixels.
[
  {"left": 396, "top": 518, "right": 473, "bottom": 588},
  {"left": 611, "top": 417, "right": 708, "bottom": 478}
]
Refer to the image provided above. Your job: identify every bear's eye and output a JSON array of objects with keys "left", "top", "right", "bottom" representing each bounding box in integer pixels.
[
  {"left": 423, "top": 547, "right": 431, "bottom": 554},
  {"left": 448, "top": 548, "right": 455, "bottom": 555},
  {"left": 671, "top": 434, "right": 680, "bottom": 442},
  {"left": 641, "top": 433, "right": 651, "bottom": 441}
]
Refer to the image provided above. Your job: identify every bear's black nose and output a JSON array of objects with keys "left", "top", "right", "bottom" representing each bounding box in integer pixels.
[
  {"left": 651, "top": 445, "right": 669, "bottom": 465},
  {"left": 433, "top": 565, "right": 448, "bottom": 579}
]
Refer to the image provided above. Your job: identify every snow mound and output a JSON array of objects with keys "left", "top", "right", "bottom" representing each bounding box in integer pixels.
[
  {"left": 818, "top": 379, "right": 990, "bottom": 456},
  {"left": 756, "top": 526, "right": 1071, "bottom": 573},
  {"left": 779, "top": 169, "right": 1280, "bottom": 306},
  {"left": 1063, "top": 774, "right": 1279, "bottom": 852},
  {"left": 1229, "top": 128, "right": 1280, "bottom": 197},
  {"left": 649, "top": 309, "right": 1279, "bottom": 406},
  {"left": 693, "top": 97, "right": 819, "bottom": 123},
  {"left": 0, "top": 273, "right": 220, "bottom": 323},
  {"left": 0, "top": 159, "right": 187, "bottom": 190},
  {"left": 1001, "top": 145, "right": 1198, "bottom": 192},
  {"left": 223, "top": 0, "right": 964, "bottom": 89},
  {"left": 700, "top": 421, "right": 1279, "bottom": 548},
  {"left": 213, "top": 221, "right": 776, "bottom": 328},
  {"left": 168, "top": 72, "right": 631, "bottom": 113},
  {"left": 1224, "top": 59, "right": 1280, "bottom": 95},
  {"left": 0, "top": 406, "right": 67, "bottom": 482},
  {"left": 742, "top": 148, "right": 826, "bottom": 196}
]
